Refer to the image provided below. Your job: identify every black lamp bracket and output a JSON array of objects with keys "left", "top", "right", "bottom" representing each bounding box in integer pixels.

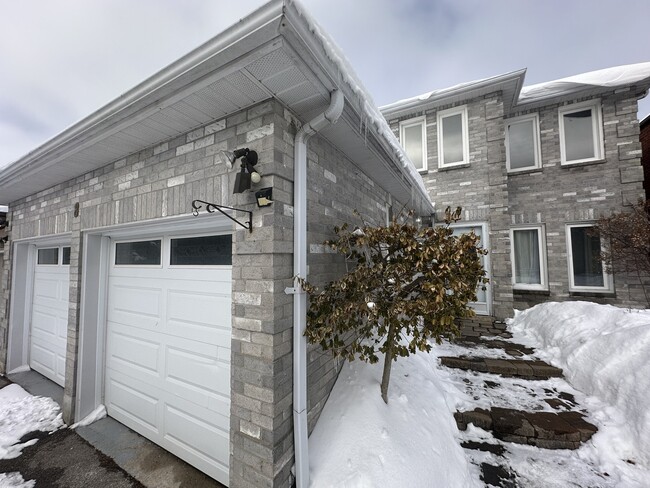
[{"left": 191, "top": 199, "right": 253, "bottom": 233}]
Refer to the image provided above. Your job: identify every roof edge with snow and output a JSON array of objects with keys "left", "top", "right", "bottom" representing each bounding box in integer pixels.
[
  {"left": 0, "top": 0, "right": 434, "bottom": 215},
  {"left": 381, "top": 62, "right": 650, "bottom": 119}
]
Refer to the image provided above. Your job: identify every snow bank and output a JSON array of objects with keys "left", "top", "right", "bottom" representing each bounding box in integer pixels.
[
  {"left": 0, "top": 384, "right": 64, "bottom": 459},
  {"left": 509, "top": 302, "right": 650, "bottom": 467},
  {"left": 309, "top": 352, "right": 479, "bottom": 488}
]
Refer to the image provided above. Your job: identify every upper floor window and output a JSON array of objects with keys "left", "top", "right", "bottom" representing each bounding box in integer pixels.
[
  {"left": 399, "top": 117, "right": 427, "bottom": 171},
  {"left": 559, "top": 101, "right": 604, "bottom": 165},
  {"left": 566, "top": 223, "right": 611, "bottom": 292},
  {"left": 506, "top": 114, "right": 541, "bottom": 172},
  {"left": 437, "top": 106, "right": 469, "bottom": 168}
]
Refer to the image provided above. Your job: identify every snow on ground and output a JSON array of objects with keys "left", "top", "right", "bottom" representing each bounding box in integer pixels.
[
  {"left": 310, "top": 301, "right": 650, "bottom": 487},
  {"left": 309, "top": 351, "right": 480, "bottom": 488},
  {"left": 0, "top": 472, "right": 35, "bottom": 488},
  {"left": 509, "top": 302, "right": 650, "bottom": 480},
  {"left": 0, "top": 384, "right": 64, "bottom": 459}
]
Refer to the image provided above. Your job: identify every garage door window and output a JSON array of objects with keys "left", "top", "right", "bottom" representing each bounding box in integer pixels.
[
  {"left": 170, "top": 235, "right": 232, "bottom": 266},
  {"left": 115, "top": 240, "right": 161, "bottom": 265},
  {"left": 62, "top": 247, "right": 71, "bottom": 265},
  {"left": 37, "top": 248, "right": 59, "bottom": 265}
]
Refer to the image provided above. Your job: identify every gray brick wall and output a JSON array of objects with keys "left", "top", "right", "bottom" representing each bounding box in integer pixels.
[
  {"left": 389, "top": 93, "right": 514, "bottom": 318},
  {"left": 508, "top": 89, "right": 647, "bottom": 311},
  {"left": 0, "top": 98, "right": 401, "bottom": 488},
  {"left": 389, "top": 86, "right": 648, "bottom": 319}
]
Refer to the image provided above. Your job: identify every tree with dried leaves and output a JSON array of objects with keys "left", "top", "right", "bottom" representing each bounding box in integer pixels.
[
  {"left": 303, "top": 207, "right": 487, "bottom": 404},
  {"left": 596, "top": 199, "right": 650, "bottom": 306}
]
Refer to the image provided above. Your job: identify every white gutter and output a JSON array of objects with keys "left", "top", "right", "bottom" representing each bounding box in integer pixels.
[{"left": 290, "top": 89, "right": 344, "bottom": 488}]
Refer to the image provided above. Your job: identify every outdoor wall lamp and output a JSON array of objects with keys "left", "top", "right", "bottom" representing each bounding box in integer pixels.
[
  {"left": 218, "top": 148, "right": 261, "bottom": 194},
  {"left": 255, "top": 187, "right": 273, "bottom": 207}
]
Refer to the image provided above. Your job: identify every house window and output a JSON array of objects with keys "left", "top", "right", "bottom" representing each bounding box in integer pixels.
[
  {"left": 559, "top": 101, "right": 603, "bottom": 165},
  {"left": 437, "top": 106, "right": 469, "bottom": 168},
  {"left": 510, "top": 226, "right": 547, "bottom": 290},
  {"left": 506, "top": 114, "right": 541, "bottom": 172},
  {"left": 399, "top": 117, "right": 427, "bottom": 171},
  {"left": 566, "top": 224, "right": 610, "bottom": 291}
]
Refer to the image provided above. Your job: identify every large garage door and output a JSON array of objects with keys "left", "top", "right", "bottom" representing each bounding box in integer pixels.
[
  {"left": 30, "top": 246, "right": 70, "bottom": 386},
  {"left": 105, "top": 234, "right": 232, "bottom": 484}
]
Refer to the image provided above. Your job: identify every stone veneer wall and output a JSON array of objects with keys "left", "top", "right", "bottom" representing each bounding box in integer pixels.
[
  {"left": 388, "top": 87, "right": 648, "bottom": 319},
  {"left": 388, "top": 93, "right": 514, "bottom": 319},
  {"left": 507, "top": 89, "right": 647, "bottom": 310},
  {"left": 264, "top": 107, "right": 395, "bottom": 487},
  {"left": 0, "top": 98, "right": 402, "bottom": 488}
]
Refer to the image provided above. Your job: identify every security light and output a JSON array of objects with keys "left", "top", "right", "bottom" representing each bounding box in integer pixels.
[{"left": 223, "top": 148, "right": 261, "bottom": 194}]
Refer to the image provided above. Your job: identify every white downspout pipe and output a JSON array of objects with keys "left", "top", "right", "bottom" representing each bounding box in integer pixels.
[{"left": 292, "top": 89, "right": 344, "bottom": 488}]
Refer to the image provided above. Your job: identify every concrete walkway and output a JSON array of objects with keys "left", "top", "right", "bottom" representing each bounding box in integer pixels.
[{"left": 3, "top": 371, "right": 225, "bottom": 488}]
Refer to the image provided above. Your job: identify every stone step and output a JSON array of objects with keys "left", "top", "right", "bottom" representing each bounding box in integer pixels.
[
  {"left": 439, "top": 356, "right": 563, "bottom": 379},
  {"left": 455, "top": 407, "right": 597, "bottom": 450},
  {"left": 453, "top": 337, "right": 535, "bottom": 357}
]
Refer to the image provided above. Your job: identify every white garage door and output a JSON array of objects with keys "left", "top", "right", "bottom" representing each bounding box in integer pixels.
[
  {"left": 105, "top": 234, "right": 232, "bottom": 485},
  {"left": 30, "top": 246, "right": 70, "bottom": 386}
]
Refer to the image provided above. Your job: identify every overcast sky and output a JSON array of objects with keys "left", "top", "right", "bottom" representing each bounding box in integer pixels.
[{"left": 1, "top": 0, "right": 649, "bottom": 171}]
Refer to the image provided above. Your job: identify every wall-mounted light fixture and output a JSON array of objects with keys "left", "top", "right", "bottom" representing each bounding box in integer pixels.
[
  {"left": 218, "top": 148, "right": 261, "bottom": 194},
  {"left": 255, "top": 187, "right": 273, "bottom": 208}
]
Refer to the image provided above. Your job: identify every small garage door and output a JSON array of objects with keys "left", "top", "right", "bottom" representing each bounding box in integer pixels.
[
  {"left": 30, "top": 246, "right": 70, "bottom": 386},
  {"left": 104, "top": 234, "right": 232, "bottom": 484}
]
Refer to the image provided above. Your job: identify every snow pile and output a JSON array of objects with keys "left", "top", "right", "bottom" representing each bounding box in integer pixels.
[
  {"left": 309, "top": 351, "right": 479, "bottom": 488},
  {"left": 509, "top": 302, "right": 650, "bottom": 468},
  {"left": 519, "top": 62, "right": 650, "bottom": 103},
  {"left": 0, "top": 472, "right": 35, "bottom": 488},
  {"left": 69, "top": 404, "right": 107, "bottom": 429},
  {"left": 0, "top": 384, "right": 64, "bottom": 459}
]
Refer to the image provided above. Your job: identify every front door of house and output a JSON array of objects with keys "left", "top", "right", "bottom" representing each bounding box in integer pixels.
[{"left": 451, "top": 223, "right": 491, "bottom": 315}]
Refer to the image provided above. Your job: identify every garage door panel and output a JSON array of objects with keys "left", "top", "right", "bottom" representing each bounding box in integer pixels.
[
  {"left": 166, "top": 345, "right": 230, "bottom": 400},
  {"left": 167, "top": 289, "right": 230, "bottom": 328},
  {"left": 107, "top": 327, "right": 160, "bottom": 374},
  {"left": 30, "top": 342, "right": 57, "bottom": 376},
  {"left": 109, "top": 283, "right": 161, "bottom": 324},
  {"left": 106, "top": 375, "right": 160, "bottom": 434},
  {"left": 163, "top": 403, "right": 229, "bottom": 467}
]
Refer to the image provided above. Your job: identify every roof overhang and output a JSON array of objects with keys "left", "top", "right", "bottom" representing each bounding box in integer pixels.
[
  {"left": 0, "top": 0, "right": 434, "bottom": 215},
  {"left": 380, "top": 69, "right": 527, "bottom": 120}
]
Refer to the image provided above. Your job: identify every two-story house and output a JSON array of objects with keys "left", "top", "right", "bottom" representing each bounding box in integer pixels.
[{"left": 382, "top": 64, "right": 650, "bottom": 319}]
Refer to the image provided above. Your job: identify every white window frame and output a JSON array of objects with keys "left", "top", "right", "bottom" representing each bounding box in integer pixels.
[
  {"left": 566, "top": 223, "right": 612, "bottom": 292},
  {"left": 558, "top": 100, "right": 604, "bottom": 165},
  {"left": 399, "top": 116, "right": 427, "bottom": 172},
  {"left": 437, "top": 105, "right": 469, "bottom": 168},
  {"left": 509, "top": 225, "right": 548, "bottom": 291},
  {"left": 506, "top": 114, "right": 541, "bottom": 173}
]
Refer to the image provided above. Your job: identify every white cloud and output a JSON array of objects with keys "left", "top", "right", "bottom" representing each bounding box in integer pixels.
[{"left": 0, "top": 0, "right": 648, "bottom": 168}]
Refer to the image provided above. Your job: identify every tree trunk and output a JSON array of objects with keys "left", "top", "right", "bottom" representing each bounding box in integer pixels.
[{"left": 380, "top": 322, "right": 396, "bottom": 404}]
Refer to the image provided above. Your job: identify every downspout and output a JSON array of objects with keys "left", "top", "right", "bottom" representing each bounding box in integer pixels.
[{"left": 291, "top": 89, "right": 344, "bottom": 488}]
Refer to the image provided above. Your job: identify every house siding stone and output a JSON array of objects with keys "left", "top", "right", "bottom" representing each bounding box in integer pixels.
[
  {"left": 0, "top": 98, "right": 401, "bottom": 488},
  {"left": 389, "top": 87, "right": 648, "bottom": 319}
]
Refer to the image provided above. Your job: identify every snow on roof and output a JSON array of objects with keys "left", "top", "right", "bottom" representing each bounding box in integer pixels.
[
  {"left": 381, "top": 63, "right": 650, "bottom": 116},
  {"left": 290, "top": 0, "right": 432, "bottom": 209},
  {"left": 518, "top": 62, "right": 650, "bottom": 104}
]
